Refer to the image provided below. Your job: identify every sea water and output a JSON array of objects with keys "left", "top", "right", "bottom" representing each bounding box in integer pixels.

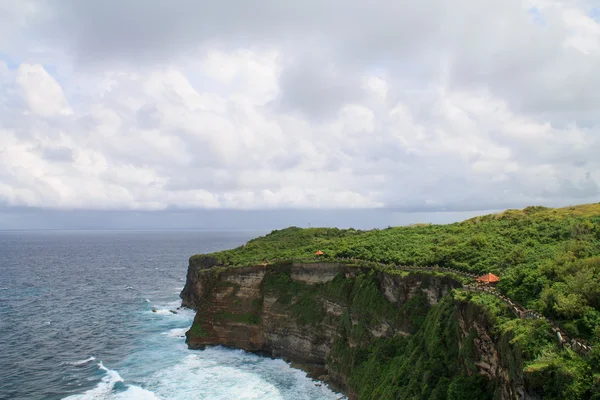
[{"left": 0, "top": 231, "right": 344, "bottom": 400}]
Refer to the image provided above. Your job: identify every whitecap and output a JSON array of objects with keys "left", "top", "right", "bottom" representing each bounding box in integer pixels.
[
  {"left": 125, "top": 286, "right": 134, "bottom": 290},
  {"left": 67, "top": 356, "right": 96, "bottom": 366},
  {"left": 161, "top": 328, "right": 187, "bottom": 338},
  {"left": 149, "top": 301, "right": 194, "bottom": 319},
  {"left": 62, "top": 362, "right": 159, "bottom": 400},
  {"left": 63, "top": 299, "right": 341, "bottom": 400},
  {"left": 144, "top": 299, "right": 151, "bottom": 303},
  {"left": 62, "top": 362, "right": 123, "bottom": 400}
]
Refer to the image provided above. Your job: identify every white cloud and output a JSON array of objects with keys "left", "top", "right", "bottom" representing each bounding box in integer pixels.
[
  {"left": 15, "top": 64, "right": 72, "bottom": 116},
  {"left": 0, "top": 1, "right": 599, "bottom": 212}
]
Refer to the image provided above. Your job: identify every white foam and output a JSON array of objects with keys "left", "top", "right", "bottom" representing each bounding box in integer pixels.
[
  {"left": 144, "top": 299, "right": 151, "bottom": 303},
  {"left": 131, "top": 348, "right": 345, "bottom": 400},
  {"left": 98, "top": 361, "right": 120, "bottom": 376},
  {"left": 62, "top": 362, "right": 123, "bottom": 400},
  {"left": 149, "top": 301, "right": 194, "bottom": 320},
  {"left": 151, "top": 309, "right": 173, "bottom": 316},
  {"left": 162, "top": 328, "right": 187, "bottom": 338},
  {"left": 65, "top": 298, "right": 342, "bottom": 400},
  {"left": 63, "top": 362, "right": 159, "bottom": 400},
  {"left": 68, "top": 356, "right": 96, "bottom": 366},
  {"left": 113, "top": 385, "right": 160, "bottom": 400}
]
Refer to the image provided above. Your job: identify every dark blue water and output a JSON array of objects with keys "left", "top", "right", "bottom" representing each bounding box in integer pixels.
[{"left": 0, "top": 231, "right": 343, "bottom": 400}]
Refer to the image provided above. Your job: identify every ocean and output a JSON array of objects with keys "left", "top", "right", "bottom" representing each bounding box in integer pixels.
[{"left": 0, "top": 230, "right": 344, "bottom": 400}]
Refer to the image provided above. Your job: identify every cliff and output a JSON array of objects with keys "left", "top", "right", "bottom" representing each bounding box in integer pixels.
[
  {"left": 180, "top": 260, "right": 532, "bottom": 399},
  {"left": 179, "top": 204, "right": 600, "bottom": 399}
]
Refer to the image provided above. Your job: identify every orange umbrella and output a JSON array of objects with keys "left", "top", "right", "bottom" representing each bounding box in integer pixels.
[{"left": 314, "top": 250, "right": 324, "bottom": 256}]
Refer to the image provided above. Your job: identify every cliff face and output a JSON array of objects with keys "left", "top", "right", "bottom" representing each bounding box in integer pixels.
[{"left": 180, "top": 260, "right": 529, "bottom": 399}]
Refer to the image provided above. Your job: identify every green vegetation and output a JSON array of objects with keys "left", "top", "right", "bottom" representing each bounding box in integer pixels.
[
  {"left": 214, "top": 310, "right": 261, "bottom": 325},
  {"left": 188, "top": 321, "right": 208, "bottom": 338},
  {"left": 346, "top": 295, "right": 496, "bottom": 400},
  {"left": 261, "top": 263, "right": 404, "bottom": 328},
  {"left": 191, "top": 203, "right": 600, "bottom": 399},
  {"left": 338, "top": 288, "right": 597, "bottom": 400},
  {"left": 198, "top": 203, "right": 600, "bottom": 340}
]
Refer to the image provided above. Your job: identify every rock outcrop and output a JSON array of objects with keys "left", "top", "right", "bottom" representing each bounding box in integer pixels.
[{"left": 180, "top": 260, "right": 529, "bottom": 399}]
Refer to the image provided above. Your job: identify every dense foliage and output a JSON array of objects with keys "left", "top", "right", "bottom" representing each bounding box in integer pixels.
[
  {"left": 247, "top": 265, "right": 598, "bottom": 398},
  {"left": 258, "top": 265, "right": 499, "bottom": 399},
  {"left": 198, "top": 203, "right": 600, "bottom": 341},
  {"left": 347, "top": 294, "right": 498, "bottom": 400},
  {"left": 192, "top": 203, "right": 600, "bottom": 398}
]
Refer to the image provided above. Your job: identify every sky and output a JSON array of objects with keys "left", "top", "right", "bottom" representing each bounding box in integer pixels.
[{"left": 1, "top": 0, "right": 599, "bottom": 229}]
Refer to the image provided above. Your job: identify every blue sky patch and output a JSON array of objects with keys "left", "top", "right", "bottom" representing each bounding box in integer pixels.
[
  {"left": 0, "top": 54, "right": 19, "bottom": 69},
  {"left": 528, "top": 7, "right": 545, "bottom": 26}
]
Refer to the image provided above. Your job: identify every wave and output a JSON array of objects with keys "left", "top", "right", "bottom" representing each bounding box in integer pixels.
[
  {"left": 124, "top": 348, "right": 346, "bottom": 400},
  {"left": 149, "top": 301, "right": 194, "bottom": 319},
  {"left": 151, "top": 309, "right": 175, "bottom": 316},
  {"left": 60, "top": 297, "right": 340, "bottom": 400},
  {"left": 67, "top": 356, "right": 96, "bottom": 366},
  {"left": 61, "top": 345, "right": 343, "bottom": 400},
  {"left": 113, "top": 385, "right": 160, "bottom": 399},
  {"left": 62, "top": 362, "right": 123, "bottom": 400},
  {"left": 162, "top": 328, "right": 187, "bottom": 338},
  {"left": 63, "top": 362, "right": 159, "bottom": 400},
  {"left": 61, "top": 324, "right": 342, "bottom": 400}
]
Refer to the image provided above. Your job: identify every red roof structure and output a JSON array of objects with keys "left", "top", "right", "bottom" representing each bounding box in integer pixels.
[
  {"left": 477, "top": 273, "right": 500, "bottom": 284},
  {"left": 314, "top": 250, "right": 324, "bottom": 256}
]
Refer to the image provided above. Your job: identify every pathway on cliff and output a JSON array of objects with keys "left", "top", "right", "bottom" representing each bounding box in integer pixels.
[
  {"left": 265, "top": 257, "right": 592, "bottom": 355},
  {"left": 390, "top": 262, "right": 592, "bottom": 355}
]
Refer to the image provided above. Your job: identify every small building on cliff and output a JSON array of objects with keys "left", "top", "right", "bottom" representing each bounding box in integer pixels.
[{"left": 476, "top": 273, "right": 500, "bottom": 285}]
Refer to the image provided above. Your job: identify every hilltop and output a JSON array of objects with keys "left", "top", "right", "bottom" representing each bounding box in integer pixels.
[{"left": 184, "top": 203, "right": 600, "bottom": 399}]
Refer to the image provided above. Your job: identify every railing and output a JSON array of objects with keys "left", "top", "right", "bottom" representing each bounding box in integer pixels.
[
  {"left": 245, "top": 256, "right": 593, "bottom": 355},
  {"left": 463, "top": 284, "right": 592, "bottom": 355}
]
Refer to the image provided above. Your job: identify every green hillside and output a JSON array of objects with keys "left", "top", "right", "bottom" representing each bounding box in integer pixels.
[
  {"left": 195, "top": 203, "right": 600, "bottom": 341},
  {"left": 190, "top": 203, "right": 600, "bottom": 398}
]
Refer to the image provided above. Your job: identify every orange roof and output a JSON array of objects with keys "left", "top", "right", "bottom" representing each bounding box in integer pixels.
[
  {"left": 477, "top": 273, "right": 500, "bottom": 283},
  {"left": 314, "top": 250, "right": 324, "bottom": 255}
]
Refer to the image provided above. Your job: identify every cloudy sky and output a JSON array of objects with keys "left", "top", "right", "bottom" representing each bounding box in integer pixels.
[{"left": 1, "top": 1, "right": 599, "bottom": 229}]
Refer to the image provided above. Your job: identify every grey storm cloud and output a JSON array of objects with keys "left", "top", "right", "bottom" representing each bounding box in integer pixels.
[
  {"left": 28, "top": 0, "right": 591, "bottom": 120},
  {"left": 0, "top": 0, "right": 600, "bottom": 216}
]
